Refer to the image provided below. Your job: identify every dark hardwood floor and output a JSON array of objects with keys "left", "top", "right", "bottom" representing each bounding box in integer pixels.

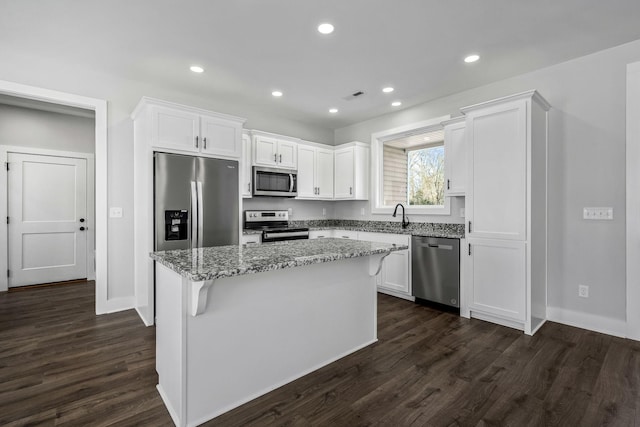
[{"left": 2, "top": 282, "right": 639, "bottom": 426}]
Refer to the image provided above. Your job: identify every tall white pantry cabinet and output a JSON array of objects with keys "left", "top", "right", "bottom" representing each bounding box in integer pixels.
[{"left": 462, "top": 90, "right": 550, "bottom": 335}]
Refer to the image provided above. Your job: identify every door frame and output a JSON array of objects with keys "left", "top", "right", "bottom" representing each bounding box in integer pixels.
[
  {"left": 1, "top": 146, "right": 95, "bottom": 285},
  {"left": 0, "top": 80, "right": 109, "bottom": 315},
  {"left": 627, "top": 61, "right": 640, "bottom": 340}
]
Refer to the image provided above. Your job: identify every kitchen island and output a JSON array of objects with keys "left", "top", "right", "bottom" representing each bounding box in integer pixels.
[{"left": 150, "top": 238, "right": 407, "bottom": 427}]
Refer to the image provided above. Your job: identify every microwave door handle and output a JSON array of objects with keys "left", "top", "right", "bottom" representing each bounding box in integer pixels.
[
  {"left": 289, "top": 174, "right": 294, "bottom": 193},
  {"left": 190, "top": 181, "right": 198, "bottom": 248},
  {"left": 197, "top": 181, "right": 204, "bottom": 247}
]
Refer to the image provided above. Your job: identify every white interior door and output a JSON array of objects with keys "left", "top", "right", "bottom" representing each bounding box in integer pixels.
[{"left": 8, "top": 153, "right": 87, "bottom": 287}]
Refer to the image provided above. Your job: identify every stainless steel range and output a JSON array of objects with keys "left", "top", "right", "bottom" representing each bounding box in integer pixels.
[{"left": 244, "top": 210, "right": 309, "bottom": 243}]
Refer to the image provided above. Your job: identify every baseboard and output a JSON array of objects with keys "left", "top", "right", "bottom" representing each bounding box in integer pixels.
[
  {"left": 103, "top": 296, "right": 135, "bottom": 314},
  {"left": 135, "top": 306, "right": 155, "bottom": 327},
  {"left": 157, "top": 384, "right": 181, "bottom": 427},
  {"left": 546, "top": 306, "right": 626, "bottom": 338},
  {"left": 377, "top": 288, "right": 415, "bottom": 301}
]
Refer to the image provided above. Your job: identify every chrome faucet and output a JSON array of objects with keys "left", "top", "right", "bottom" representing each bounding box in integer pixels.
[{"left": 392, "top": 203, "right": 410, "bottom": 229}]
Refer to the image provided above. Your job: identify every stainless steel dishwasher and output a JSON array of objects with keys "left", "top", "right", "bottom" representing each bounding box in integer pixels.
[{"left": 411, "top": 236, "right": 460, "bottom": 308}]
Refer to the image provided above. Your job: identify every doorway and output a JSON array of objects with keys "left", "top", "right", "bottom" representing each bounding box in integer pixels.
[
  {"left": 0, "top": 80, "right": 108, "bottom": 314},
  {"left": 7, "top": 151, "right": 93, "bottom": 287}
]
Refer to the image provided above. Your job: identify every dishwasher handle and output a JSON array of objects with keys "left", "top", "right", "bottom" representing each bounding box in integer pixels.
[{"left": 420, "top": 243, "right": 454, "bottom": 250}]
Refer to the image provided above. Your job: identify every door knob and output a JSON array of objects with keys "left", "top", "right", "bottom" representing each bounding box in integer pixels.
[
  {"left": 80, "top": 218, "right": 85, "bottom": 223},
  {"left": 79, "top": 227, "right": 86, "bottom": 231}
]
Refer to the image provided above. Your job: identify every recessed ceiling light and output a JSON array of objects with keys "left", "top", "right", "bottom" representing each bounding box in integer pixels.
[
  {"left": 424, "top": 136, "right": 431, "bottom": 141},
  {"left": 329, "top": 108, "right": 338, "bottom": 114},
  {"left": 382, "top": 87, "right": 394, "bottom": 93},
  {"left": 318, "top": 23, "right": 334, "bottom": 34},
  {"left": 190, "top": 66, "right": 204, "bottom": 73},
  {"left": 464, "top": 54, "right": 480, "bottom": 63},
  {"left": 391, "top": 101, "right": 402, "bottom": 107},
  {"left": 272, "top": 90, "right": 283, "bottom": 97}
]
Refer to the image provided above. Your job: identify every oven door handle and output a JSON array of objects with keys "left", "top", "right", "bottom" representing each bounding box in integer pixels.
[{"left": 263, "top": 231, "right": 309, "bottom": 240}]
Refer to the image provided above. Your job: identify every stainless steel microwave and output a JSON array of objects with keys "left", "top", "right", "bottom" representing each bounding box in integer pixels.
[{"left": 252, "top": 166, "right": 298, "bottom": 197}]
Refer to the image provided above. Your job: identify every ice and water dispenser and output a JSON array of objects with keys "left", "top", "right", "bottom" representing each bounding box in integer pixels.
[{"left": 164, "top": 210, "right": 188, "bottom": 241}]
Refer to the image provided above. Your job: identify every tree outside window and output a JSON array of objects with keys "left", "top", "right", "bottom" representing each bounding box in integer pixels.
[{"left": 407, "top": 144, "right": 444, "bottom": 206}]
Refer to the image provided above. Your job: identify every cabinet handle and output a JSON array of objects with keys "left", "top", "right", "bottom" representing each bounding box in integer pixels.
[
  {"left": 203, "top": 137, "right": 207, "bottom": 149},
  {"left": 317, "top": 187, "right": 320, "bottom": 195},
  {"left": 468, "top": 243, "right": 471, "bottom": 256},
  {"left": 350, "top": 186, "right": 353, "bottom": 195},
  {"left": 279, "top": 154, "right": 282, "bottom": 163},
  {"left": 248, "top": 182, "right": 251, "bottom": 192},
  {"left": 195, "top": 136, "right": 199, "bottom": 148},
  {"left": 447, "top": 179, "right": 450, "bottom": 190},
  {"left": 274, "top": 153, "right": 277, "bottom": 162},
  {"left": 468, "top": 221, "right": 472, "bottom": 233}
]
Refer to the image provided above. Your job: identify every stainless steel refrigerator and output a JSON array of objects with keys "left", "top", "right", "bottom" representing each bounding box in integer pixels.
[{"left": 154, "top": 153, "right": 239, "bottom": 251}]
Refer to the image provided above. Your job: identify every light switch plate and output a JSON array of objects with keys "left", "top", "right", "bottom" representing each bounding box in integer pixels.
[
  {"left": 583, "top": 207, "right": 613, "bottom": 220},
  {"left": 109, "top": 207, "right": 123, "bottom": 218}
]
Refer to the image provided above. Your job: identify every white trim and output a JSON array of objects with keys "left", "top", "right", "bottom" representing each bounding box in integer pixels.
[
  {"left": 627, "top": 62, "right": 640, "bottom": 341},
  {"left": 0, "top": 146, "right": 95, "bottom": 290},
  {"left": 0, "top": 80, "right": 110, "bottom": 315},
  {"left": 547, "top": 306, "right": 627, "bottom": 339},
  {"left": 370, "top": 115, "right": 451, "bottom": 215}
]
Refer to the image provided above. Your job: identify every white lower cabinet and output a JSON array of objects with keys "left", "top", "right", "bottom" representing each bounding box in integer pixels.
[
  {"left": 357, "top": 232, "right": 412, "bottom": 300},
  {"left": 467, "top": 239, "right": 526, "bottom": 322},
  {"left": 241, "top": 234, "right": 261, "bottom": 245},
  {"left": 309, "top": 230, "right": 332, "bottom": 239},
  {"left": 333, "top": 230, "right": 358, "bottom": 239}
]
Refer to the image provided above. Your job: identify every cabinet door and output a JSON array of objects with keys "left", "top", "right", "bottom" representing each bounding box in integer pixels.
[
  {"left": 381, "top": 249, "right": 410, "bottom": 294},
  {"left": 241, "top": 134, "right": 252, "bottom": 198},
  {"left": 466, "top": 100, "right": 527, "bottom": 240},
  {"left": 316, "top": 148, "right": 334, "bottom": 198},
  {"left": 296, "top": 145, "right": 317, "bottom": 199},
  {"left": 253, "top": 136, "right": 278, "bottom": 166},
  {"left": 277, "top": 141, "right": 297, "bottom": 169},
  {"left": 151, "top": 106, "right": 199, "bottom": 152},
  {"left": 309, "top": 230, "right": 332, "bottom": 239},
  {"left": 467, "top": 239, "right": 526, "bottom": 321},
  {"left": 334, "top": 230, "right": 358, "bottom": 239},
  {"left": 334, "top": 148, "right": 354, "bottom": 199},
  {"left": 200, "top": 115, "right": 242, "bottom": 158},
  {"left": 444, "top": 121, "right": 466, "bottom": 196}
]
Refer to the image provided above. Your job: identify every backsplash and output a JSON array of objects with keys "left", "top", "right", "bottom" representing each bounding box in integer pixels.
[{"left": 288, "top": 219, "right": 465, "bottom": 236}]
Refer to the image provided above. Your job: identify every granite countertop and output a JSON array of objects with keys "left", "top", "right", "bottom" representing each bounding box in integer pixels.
[
  {"left": 150, "top": 238, "right": 408, "bottom": 282},
  {"left": 242, "top": 220, "right": 465, "bottom": 239}
]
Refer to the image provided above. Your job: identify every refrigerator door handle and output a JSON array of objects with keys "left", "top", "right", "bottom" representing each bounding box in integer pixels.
[
  {"left": 197, "top": 181, "right": 204, "bottom": 247},
  {"left": 190, "top": 181, "right": 198, "bottom": 248}
]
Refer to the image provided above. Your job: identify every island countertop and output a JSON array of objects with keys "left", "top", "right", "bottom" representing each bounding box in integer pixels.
[{"left": 150, "top": 238, "right": 408, "bottom": 282}]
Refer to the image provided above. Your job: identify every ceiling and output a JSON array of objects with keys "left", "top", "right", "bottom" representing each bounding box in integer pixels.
[{"left": 2, "top": 0, "right": 640, "bottom": 129}]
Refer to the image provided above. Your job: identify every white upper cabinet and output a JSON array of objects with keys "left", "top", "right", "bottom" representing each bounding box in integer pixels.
[
  {"left": 442, "top": 116, "right": 466, "bottom": 196},
  {"left": 334, "top": 142, "right": 369, "bottom": 200},
  {"left": 465, "top": 98, "right": 527, "bottom": 240},
  {"left": 151, "top": 106, "right": 199, "bottom": 153},
  {"left": 200, "top": 115, "right": 242, "bottom": 158},
  {"left": 145, "top": 100, "right": 244, "bottom": 159},
  {"left": 241, "top": 133, "right": 252, "bottom": 198},
  {"left": 297, "top": 143, "right": 334, "bottom": 199},
  {"left": 253, "top": 133, "right": 298, "bottom": 169}
]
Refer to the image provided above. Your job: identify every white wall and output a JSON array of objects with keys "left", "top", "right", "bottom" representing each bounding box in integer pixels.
[
  {"left": 0, "top": 51, "right": 333, "bottom": 302},
  {"left": 0, "top": 104, "right": 95, "bottom": 153},
  {"left": 336, "top": 38, "right": 640, "bottom": 324}
]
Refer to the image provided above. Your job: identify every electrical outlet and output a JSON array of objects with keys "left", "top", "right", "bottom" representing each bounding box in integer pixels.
[
  {"left": 109, "top": 207, "right": 123, "bottom": 218},
  {"left": 322, "top": 208, "right": 326, "bottom": 216},
  {"left": 288, "top": 208, "right": 293, "bottom": 216},
  {"left": 583, "top": 207, "right": 613, "bottom": 220},
  {"left": 361, "top": 208, "right": 365, "bottom": 216},
  {"left": 578, "top": 284, "right": 589, "bottom": 298}
]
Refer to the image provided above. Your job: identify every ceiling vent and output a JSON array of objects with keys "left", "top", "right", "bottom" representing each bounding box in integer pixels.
[{"left": 342, "top": 91, "right": 365, "bottom": 101}]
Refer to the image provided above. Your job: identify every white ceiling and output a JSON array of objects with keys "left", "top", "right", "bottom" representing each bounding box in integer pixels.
[{"left": 2, "top": 0, "right": 640, "bottom": 129}]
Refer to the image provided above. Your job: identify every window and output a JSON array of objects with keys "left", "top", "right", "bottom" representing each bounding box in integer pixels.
[{"left": 371, "top": 116, "right": 451, "bottom": 215}]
